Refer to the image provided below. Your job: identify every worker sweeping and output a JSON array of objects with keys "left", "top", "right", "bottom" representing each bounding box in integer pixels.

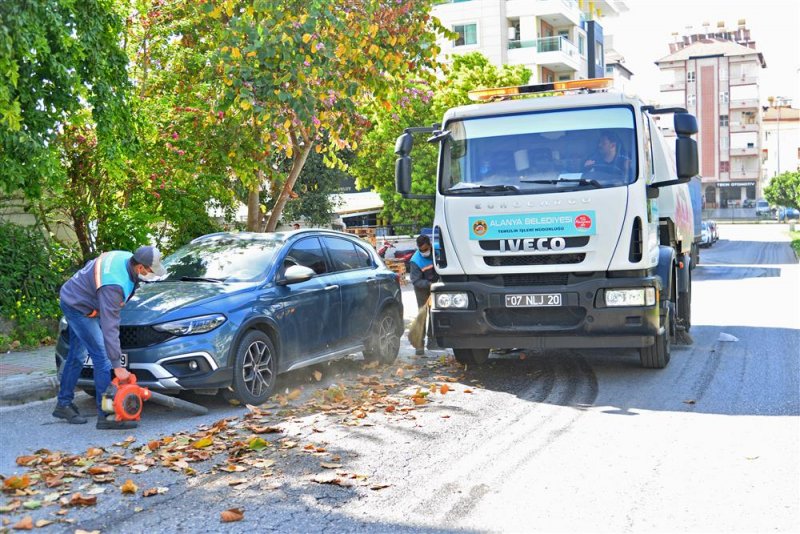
[
  {"left": 53, "top": 246, "right": 165, "bottom": 429},
  {"left": 408, "top": 235, "right": 439, "bottom": 355}
]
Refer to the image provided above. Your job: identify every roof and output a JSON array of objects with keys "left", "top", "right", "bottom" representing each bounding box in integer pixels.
[
  {"left": 330, "top": 191, "right": 384, "bottom": 216},
  {"left": 762, "top": 106, "right": 800, "bottom": 121},
  {"left": 655, "top": 39, "right": 766, "bottom": 67}
]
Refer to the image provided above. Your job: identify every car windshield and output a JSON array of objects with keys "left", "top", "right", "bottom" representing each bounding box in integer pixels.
[
  {"left": 161, "top": 236, "right": 282, "bottom": 283},
  {"left": 442, "top": 106, "right": 637, "bottom": 195}
]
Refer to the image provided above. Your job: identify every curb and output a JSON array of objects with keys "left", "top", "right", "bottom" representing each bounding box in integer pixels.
[{"left": 0, "top": 372, "right": 60, "bottom": 407}]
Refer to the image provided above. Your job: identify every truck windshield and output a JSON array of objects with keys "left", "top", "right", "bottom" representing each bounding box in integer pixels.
[{"left": 442, "top": 106, "right": 637, "bottom": 194}]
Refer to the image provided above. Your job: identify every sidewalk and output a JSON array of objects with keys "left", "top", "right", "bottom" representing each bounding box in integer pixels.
[
  {"left": 0, "top": 345, "right": 59, "bottom": 406},
  {"left": 0, "top": 285, "right": 426, "bottom": 407}
]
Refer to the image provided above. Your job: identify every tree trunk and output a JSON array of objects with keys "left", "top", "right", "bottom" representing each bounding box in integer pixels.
[
  {"left": 264, "top": 142, "right": 313, "bottom": 232},
  {"left": 246, "top": 178, "right": 261, "bottom": 232}
]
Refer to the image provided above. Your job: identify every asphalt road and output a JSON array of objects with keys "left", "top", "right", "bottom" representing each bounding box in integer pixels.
[{"left": 1, "top": 223, "right": 797, "bottom": 533}]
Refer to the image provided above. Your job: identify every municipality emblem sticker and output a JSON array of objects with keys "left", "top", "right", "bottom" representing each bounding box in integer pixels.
[{"left": 472, "top": 219, "right": 488, "bottom": 237}]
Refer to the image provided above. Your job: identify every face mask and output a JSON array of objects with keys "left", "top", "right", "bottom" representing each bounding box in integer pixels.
[
  {"left": 139, "top": 271, "right": 159, "bottom": 282},
  {"left": 421, "top": 250, "right": 431, "bottom": 258}
]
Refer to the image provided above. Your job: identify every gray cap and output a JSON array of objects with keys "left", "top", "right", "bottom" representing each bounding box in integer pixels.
[{"left": 132, "top": 246, "right": 166, "bottom": 276}]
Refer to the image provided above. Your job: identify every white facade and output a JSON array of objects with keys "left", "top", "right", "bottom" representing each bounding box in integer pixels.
[
  {"left": 762, "top": 105, "right": 800, "bottom": 182},
  {"left": 432, "top": 0, "right": 627, "bottom": 84}
]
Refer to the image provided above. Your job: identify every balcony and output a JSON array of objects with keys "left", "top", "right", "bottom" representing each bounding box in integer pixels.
[
  {"left": 730, "top": 146, "right": 759, "bottom": 156},
  {"left": 727, "top": 169, "right": 760, "bottom": 180},
  {"left": 729, "top": 122, "right": 759, "bottom": 133},
  {"left": 506, "top": 0, "right": 582, "bottom": 26},
  {"left": 508, "top": 35, "right": 579, "bottom": 72},
  {"left": 730, "top": 76, "right": 758, "bottom": 86},
  {"left": 660, "top": 81, "right": 686, "bottom": 92},
  {"left": 730, "top": 98, "right": 758, "bottom": 109}
]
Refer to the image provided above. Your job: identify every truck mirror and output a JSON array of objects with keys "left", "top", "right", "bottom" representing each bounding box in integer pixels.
[
  {"left": 394, "top": 133, "right": 414, "bottom": 156},
  {"left": 674, "top": 113, "right": 698, "bottom": 136},
  {"left": 676, "top": 137, "right": 698, "bottom": 179},
  {"left": 395, "top": 156, "right": 412, "bottom": 195}
]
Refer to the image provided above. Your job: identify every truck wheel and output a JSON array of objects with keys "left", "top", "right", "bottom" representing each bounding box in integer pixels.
[
  {"left": 640, "top": 302, "right": 671, "bottom": 369},
  {"left": 453, "top": 348, "right": 490, "bottom": 366},
  {"left": 229, "top": 330, "right": 277, "bottom": 405},
  {"left": 363, "top": 307, "right": 402, "bottom": 364}
]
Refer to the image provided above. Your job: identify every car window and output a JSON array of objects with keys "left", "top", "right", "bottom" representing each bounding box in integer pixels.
[
  {"left": 162, "top": 237, "right": 281, "bottom": 282},
  {"left": 323, "top": 237, "right": 373, "bottom": 272},
  {"left": 285, "top": 238, "right": 328, "bottom": 275}
]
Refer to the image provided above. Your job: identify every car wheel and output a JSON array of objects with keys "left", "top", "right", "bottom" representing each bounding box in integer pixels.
[
  {"left": 453, "top": 348, "right": 490, "bottom": 366},
  {"left": 640, "top": 301, "right": 671, "bottom": 369},
  {"left": 363, "top": 307, "right": 402, "bottom": 364},
  {"left": 229, "top": 330, "right": 277, "bottom": 405}
]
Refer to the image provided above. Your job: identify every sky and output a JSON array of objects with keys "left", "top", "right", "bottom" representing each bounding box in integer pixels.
[{"left": 601, "top": 0, "right": 800, "bottom": 106}]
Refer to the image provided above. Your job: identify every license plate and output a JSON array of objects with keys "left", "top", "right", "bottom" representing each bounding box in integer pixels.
[
  {"left": 84, "top": 353, "right": 127, "bottom": 367},
  {"left": 505, "top": 293, "right": 562, "bottom": 307}
]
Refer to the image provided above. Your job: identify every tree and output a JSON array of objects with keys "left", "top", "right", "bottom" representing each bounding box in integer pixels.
[
  {"left": 207, "top": 0, "right": 446, "bottom": 231},
  {"left": 764, "top": 170, "right": 800, "bottom": 211},
  {"left": 0, "top": 0, "right": 135, "bottom": 200},
  {"left": 352, "top": 52, "right": 532, "bottom": 227},
  {"left": 280, "top": 150, "right": 354, "bottom": 228}
]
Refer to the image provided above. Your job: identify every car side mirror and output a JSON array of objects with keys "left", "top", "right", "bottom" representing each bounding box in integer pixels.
[{"left": 278, "top": 265, "right": 315, "bottom": 285}]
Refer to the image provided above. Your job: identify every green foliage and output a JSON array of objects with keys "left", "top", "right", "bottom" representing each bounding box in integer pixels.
[
  {"left": 280, "top": 151, "right": 354, "bottom": 227},
  {"left": 0, "top": 222, "right": 79, "bottom": 347},
  {"left": 0, "top": 0, "right": 135, "bottom": 199},
  {"left": 764, "top": 171, "right": 800, "bottom": 211},
  {"left": 352, "top": 52, "right": 532, "bottom": 227}
]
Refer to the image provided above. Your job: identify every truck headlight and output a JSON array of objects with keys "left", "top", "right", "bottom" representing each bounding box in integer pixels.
[
  {"left": 605, "top": 288, "right": 656, "bottom": 307},
  {"left": 153, "top": 314, "right": 227, "bottom": 336},
  {"left": 434, "top": 292, "right": 469, "bottom": 309}
]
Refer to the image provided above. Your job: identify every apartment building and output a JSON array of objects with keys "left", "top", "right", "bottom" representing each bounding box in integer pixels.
[
  {"left": 432, "top": 0, "right": 628, "bottom": 85},
  {"left": 761, "top": 103, "right": 800, "bottom": 182},
  {"left": 655, "top": 21, "right": 767, "bottom": 209}
]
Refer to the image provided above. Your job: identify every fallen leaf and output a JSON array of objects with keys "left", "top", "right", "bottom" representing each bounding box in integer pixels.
[
  {"left": 353, "top": 410, "right": 367, "bottom": 419},
  {"left": 280, "top": 441, "right": 297, "bottom": 450},
  {"left": 75, "top": 530, "right": 100, "bottom": 534},
  {"left": 147, "top": 440, "right": 161, "bottom": 451},
  {"left": 247, "top": 426, "right": 282, "bottom": 434},
  {"left": 220, "top": 464, "right": 247, "bottom": 473},
  {"left": 0, "top": 501, "right": 20, "bottom": 513},
  {"left": 87, "top": 466, "right": 114, "bottom": 475},
  {"left": 220, "top": 508, "right": 244, "bottom": 522},
  {"left": 227, "top": 480, "right": 246, "bottom": 487},
  {"left": 130, "top": 464, "right": 149, "bottom": 473},
  {"left": 34, "top": 519, "right": 53, "bottom": 527},
  {"left": 683, "top": 399, "right": 696, "bottom": 405},
  {"left": 143, "top": 487, "right": 168, "bottom": 497},
  {"left": 412, "top": 397, "right": 427, "bottom": 405},
  {"left": 440, "top": 384, "right": 450, "bottom": 394},
  {"left": 68, "top": 493, "right": 97, "bottom": 506},
  {"left": 191, "top": 437, "right": 213, "bottom": 449},
  {"left": 11, "top": 516, "right": 33, "bottom": 530},
  {"left": 287, "top": 388, "right": 302, "bottom": 401},
  {"left": 85, "top": 448, "right": 104, "bottom": 458},
  {"left": 120, "top": 479, "right": 138, "bottom": 495},
  {"left": 320, "top": 462, "right": 342, "bottom": 469},
  {"left": 384, "top": 405, "right": 396, "bottom": 413},
  {"left": 85, "top": 486, "right": 106, "bottom": 495},
  {"left": 134, "top": 507, "right": 143, "bottom": 512},
  {"left": 395, "top": 368, "right": 404, "bottom": 378},
  {"left": 44, "top": 474, "right": 64, "bottom": 488},
  {"left": 21, "top": 500, "right": 41, "bottom": 510},
  {"left": 15, "top": 456, "right": 38, "bottom": 467},
  {"left": 370, "top": 484, "right": 391, "bottom": 490},
  {"left": 312, "top": 473, "right": 352, "bottom": 487},
  {"left": 313, "top": 371, "right": 322, "bottom": 381},
  {"left": 464, "top": 389, "right": 473, "bottom": 394},
  {"left": 3, "top": 475, "right": 30, "bottom": 491},
  {"left": 248, "top": 438, "right": 268, "bottom": 451}
]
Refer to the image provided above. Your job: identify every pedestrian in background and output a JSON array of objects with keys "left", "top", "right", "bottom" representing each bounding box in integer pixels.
[
  {"left": 54, "top": 246, "right": 165, "bottom": 429},
  {"left": 409, "top": 234, "right": 438, "bottom": 355}
]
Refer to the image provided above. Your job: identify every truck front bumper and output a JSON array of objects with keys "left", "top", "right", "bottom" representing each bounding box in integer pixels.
[{"left": 431, "top": 274, "right": 663, "bottom": 350}]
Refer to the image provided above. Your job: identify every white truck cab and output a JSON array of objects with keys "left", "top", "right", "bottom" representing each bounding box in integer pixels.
[{"left": 395, "top": 79, "right": 699, "bottom": 369}]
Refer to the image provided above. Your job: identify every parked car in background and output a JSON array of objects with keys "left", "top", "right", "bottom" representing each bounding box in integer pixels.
[
  {"left": 707, "top": 220, "right": 719, "bottom": 242},
  {"left": 755, "top": 199, "right": 771, "bottom": 216},
  {"left": 775, "top": 207, "right": 800, "bottom": 222},
  {"left": 56, "top": 230, "right": 404, "bottom": 405},
  {"left": 700, "top": 222, "right": 713, "bottom": 247}
]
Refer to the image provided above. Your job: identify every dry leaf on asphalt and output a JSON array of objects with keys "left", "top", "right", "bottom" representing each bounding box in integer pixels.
[
  {"left": 320, "top": 462, "right": 342, "bottom": 469},
  {"left": 120, "top": 480, "right": 138, "bottom": 495},
  {"left": 440, "top": 384, "right": 450, "bottom": 394},
  {"left": 34, "top": 519, "right": 53, "bottom": 527},
  {"left": 85, "top": 448, "right": 104, "bottom": 458},
  {"left": 14, "top": 456, "right": 37, "bottom": 467},
  {"left": 142, "top": 487, "right": 168, "bottom": 497},
  {"left": 2, "top": 475, "right": 30, "bottom": 491},
  {"left": 191, "top": 437, "right": 213, "bottom": 449},
  {"left": 87, "top": 466, "right": 114, "bottom": 475},
  {"left": 75, "top": 530, "right": 101, "bottom": 534},
  {"left": 370, "top": 484, "right": 391, "bottom": 490},
  {"left": 287, "top": 388, "right": 302, "bottom": 401},
  {"left": 11, "top": 516, "right": 32, "bottom": 530},
  {"left": 220, "top": 508, "right": 244, "bottom": 522},
  {"left": 313, "top": 370, "right": 323, "bottom": 381},
  {"left": 68, "top": 493, "right": 98, "bottom": 506}
]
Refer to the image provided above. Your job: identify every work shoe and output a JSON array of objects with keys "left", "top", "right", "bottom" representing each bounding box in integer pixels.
[
  {"left": 96, "top": 416, "right": 138, "bottom": 430},
  {"left": 52, "top": 404, "right": 88, "bottom": 424},
  {"left": 415, "top": 348, "right": 425, "bottom": 356}
]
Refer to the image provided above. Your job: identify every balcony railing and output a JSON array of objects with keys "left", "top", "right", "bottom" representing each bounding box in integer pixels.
[
  {"left": 730, "top": 147, "right": 759, "bottom": 156},
  {"left": 730, "top": 98, "right": 758, "bottom": 109},
  {"left": 730, "top": 122, "right": 759, "bottom": 133},
  {"left": 730, "top": 76, "right": 758, "bottom": 86},
  {"left": 508, "top": 35, "right": 578, "bottom": 58},
  {"left": 660, "top": 81, "right": 686, "bottom": 92}
]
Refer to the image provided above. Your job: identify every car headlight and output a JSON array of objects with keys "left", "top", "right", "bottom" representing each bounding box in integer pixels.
[
  {"left": 434, "top": 292, "right": 469, "bottom": 309},
  {"left": 605, "top": 288, "right": 656, "bottom": 307},
  {"left": 153, "top": 314, "right": 227, "bottom": 336}
]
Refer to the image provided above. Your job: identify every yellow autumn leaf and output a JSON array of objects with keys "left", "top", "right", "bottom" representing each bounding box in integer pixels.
[
  {"left": 120, "top": 479, "right": 138, "bottom": 495},
  {"left": 246, "top": 50, "right": 257, "bottom": 58},
  {"left": 335, "top": 44, "right": 347, "bottom": 59},
  {"left": 221, "top": 46, "right": 229, "bottom": 53},
  {"left": 302, "top": 33, "right": 312, "bottom": 44},
  {"left": 240, "top": 100, "right": 251, "bottom": 111},
  {"left": 369, "top": 23, "right": 379, "bottom": 37},
  {"left": 231, "top": 47, "right": 241, "bottom": 59},
  {"left": 287, "top": 388, "right": 302, "bottom": 401},
  {"left": 246, "top": 5, "right": 254, "bottom": 17},
  {"left": 210, "top": 6, "right": 222, "bottom": 19},
  {"left": 192, "top": 437, "right": 213, "bottom": 449}
]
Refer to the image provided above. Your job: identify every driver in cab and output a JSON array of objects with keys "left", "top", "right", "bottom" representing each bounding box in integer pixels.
[{"left": 583, "top": 130, "right": 630, "bottom": 179}]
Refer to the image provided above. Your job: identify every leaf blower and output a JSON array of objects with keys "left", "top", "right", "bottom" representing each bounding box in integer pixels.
[{"left": 101, "top": 374, "right": 209, "bottom": 421}]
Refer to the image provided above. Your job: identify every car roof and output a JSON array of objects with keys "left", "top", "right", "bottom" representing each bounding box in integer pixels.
[{"left": 189, "top": 229, "right": 368, "bottom": 245}]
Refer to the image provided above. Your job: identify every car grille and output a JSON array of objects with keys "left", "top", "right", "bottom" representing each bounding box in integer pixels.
[
  {"left": 486, "top": 306, "right": 586, "bottom": 328},
  {"left": 119, "top": 326, "right": 173, "bottom": 349},
  {"left": 484, "top": 253, "right": 585, "bottom": 267},
  {"left": 80, "top": 367, "right": 158, "bottom": 383}
]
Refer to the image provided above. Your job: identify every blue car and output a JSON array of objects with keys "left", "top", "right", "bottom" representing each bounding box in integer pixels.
[{"left": 55, "top": 230, "right": 404, "bottom": 404}]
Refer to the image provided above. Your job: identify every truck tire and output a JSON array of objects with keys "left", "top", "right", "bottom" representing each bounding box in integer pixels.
[
  {"left": 640, "top": 302, "right": 672, "bottom": 369},
  {"left": 453, "top": 348, "right": 490, "bottom": 366}
]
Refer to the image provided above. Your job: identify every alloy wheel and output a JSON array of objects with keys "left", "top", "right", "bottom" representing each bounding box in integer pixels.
[{"left": 242, "top": 340, "right": 274, "bottom": 398}]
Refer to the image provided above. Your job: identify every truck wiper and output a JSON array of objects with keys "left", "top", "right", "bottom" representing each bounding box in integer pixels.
[
  {"left": 445, "top": 184, "right": 521, "bottom": 195},
  {"left": 179, "top": 276, "right": 226, "bottom": 283},
  {"left": 519, "top": 177, "right": 602, "bottom": 188}
]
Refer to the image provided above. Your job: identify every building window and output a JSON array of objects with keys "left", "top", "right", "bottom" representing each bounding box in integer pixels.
[
  {"left": 687, "top": 71, "right": 696, "bottom": 83},
  {"left": 578, "top": 34, "right": 586, "bottom": 56},
  {"left": 687, "top": 94, "right": 696, "bottom": 107},
  {"left": 453, "top": 23, "right": 477, "bottom": 46},
  {"left": 720, "top": 114, "right": 729, "bottom": 127},
  {"left": 719, "top": 91, "right": 729, "bottom": 104},
  {"left": 720, "top": 161, "right": 730, "bottom": 172}
]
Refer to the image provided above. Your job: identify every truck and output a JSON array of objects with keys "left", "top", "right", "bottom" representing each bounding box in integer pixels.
[{"left": 394, "top": 78, "right": 699, "bottom": 369}]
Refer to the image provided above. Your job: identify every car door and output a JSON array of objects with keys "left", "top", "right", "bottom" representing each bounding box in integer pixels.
[
  {"left": 274, "top": 237, "right": 342, "bottom": 364},
  {"left": 321, "top": 236, "right": 380, "bottom": 344}
]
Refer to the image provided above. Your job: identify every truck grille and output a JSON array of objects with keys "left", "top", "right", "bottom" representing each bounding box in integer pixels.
[
  {"left": 486, "top": 307, "right": 586, "bottom": 328},
  {"left": 501, "top": 273, "right": 569, "bottom": 287},
  {"left": 484, "top": 254, "right": 585, "bottom": 267},
  {"left": 119, "top": 326, "right": 173, "bottom": 349}
]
